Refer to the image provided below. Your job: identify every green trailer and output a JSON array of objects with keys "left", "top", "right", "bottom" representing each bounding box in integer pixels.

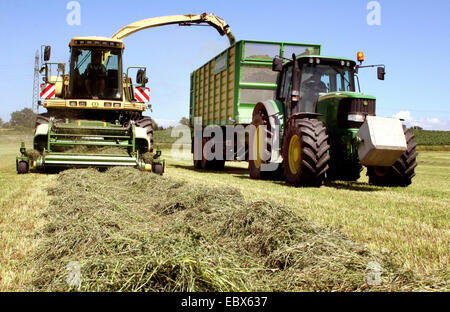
[{"left": 189, "top": 40, "right": 321, "bottom": 127}]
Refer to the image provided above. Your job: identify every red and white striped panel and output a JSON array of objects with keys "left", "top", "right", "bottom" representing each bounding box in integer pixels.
[
  {"left": 134, "top": 87, "right": 150, "bottom": 102},
  {"left": 40, "top": 83, "right": 56, "bottom": 99}
]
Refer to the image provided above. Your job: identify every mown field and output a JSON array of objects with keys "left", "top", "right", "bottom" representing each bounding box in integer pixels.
[{"left": 0, "top": 130, "right": 448, "bottom": 291}]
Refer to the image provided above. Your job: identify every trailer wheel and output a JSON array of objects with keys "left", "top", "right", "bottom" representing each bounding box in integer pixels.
[
  {"left": 17, "top": 161, "right": 29, "bottom": 174},
  {"left": 282, "top": 118, "right": 330, "bottom": 187},
  {"left": 135, "top": 116, "right": 154, "bottom": 153},
  {"left": 249, "top": 109, "right": 281, "bottom": 179},
  {"left": 367, "top": 127, "right": 418, "bottom": 187}
]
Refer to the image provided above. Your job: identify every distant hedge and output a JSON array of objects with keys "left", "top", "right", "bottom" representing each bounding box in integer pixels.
[{"left": 410, "top": 129, "right": 450, "bottom": 146}]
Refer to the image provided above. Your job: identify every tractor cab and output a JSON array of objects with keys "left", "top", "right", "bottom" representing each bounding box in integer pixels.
[
  {"left": 69, "top": 37, "right": 124, "bottom": 101},
  {"left": 274, "top": 55, "right": 358, "bottom": 118}
]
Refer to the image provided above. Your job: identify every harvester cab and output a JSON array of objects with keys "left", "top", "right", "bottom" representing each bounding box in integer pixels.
[
  {"left": 17, "top": 13, "right": 234, "bottom": 174},
  {"left": 250, "top": 51, "right": 417, "bottom": 187}
]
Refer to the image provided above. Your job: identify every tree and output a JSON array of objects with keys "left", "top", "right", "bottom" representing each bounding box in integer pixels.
[
  {"left": 180, "top": 117, "right": 190, "bottom": 126},
  {"left": 150, "top": 118, "right": 160, "bottom": 130},
  {"left": 0, "top": 117, "right": 3, "bottom": 128},
  {"left": 9, "top": 108, "right": 36, "bottom": 129}
]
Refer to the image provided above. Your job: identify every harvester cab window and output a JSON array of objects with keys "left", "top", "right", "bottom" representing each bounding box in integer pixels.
[{"left": 69, "top": 47, "right": 122, "bottom": 101}]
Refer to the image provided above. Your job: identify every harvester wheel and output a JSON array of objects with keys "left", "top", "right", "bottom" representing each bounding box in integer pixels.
[
  {"left": 152, "top": 163, "right": 164, "bottom": 175},
  {"left": 249, "top": 108, "right": 281, "bottom": 179},
  {"left": 35, "top": 113, "right": 50, "bottom": 129},
  {"left": 17, "top": 161, "right": 29, "bottom": 174},
  {"left": 135, "top": 116, "right": 154, "bottom": 153},
  {"left": 367, "top": 127, "right": 418, "bottom": 187},
  {"left": 282, "top": 118, "right": 330, "bottom": 187}
]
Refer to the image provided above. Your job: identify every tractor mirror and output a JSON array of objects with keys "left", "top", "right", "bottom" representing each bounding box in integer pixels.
[
  {"left": 272, "top": 57, "right": 283, "bottom": 72},
  {"left": 44, "top": 46, "right": 51, "bottom": 62},
  {"left": 377, "top": 67, "right": 385, "bottom": 80}
]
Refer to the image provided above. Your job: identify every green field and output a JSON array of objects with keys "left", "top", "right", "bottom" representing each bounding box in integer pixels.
[{"left": 0, "top": 133, "right": 448, "bottom": 291}]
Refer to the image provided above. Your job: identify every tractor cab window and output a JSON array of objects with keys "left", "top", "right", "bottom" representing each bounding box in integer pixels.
[
  {"left": 277, "top": 64, "right": 292, "bottom": 100},
  {"left": 299, "top": 63, "right": 355, "bottom": 112},
  {"left": 69, "top": 47, "right": 123, "bottom": 100}
]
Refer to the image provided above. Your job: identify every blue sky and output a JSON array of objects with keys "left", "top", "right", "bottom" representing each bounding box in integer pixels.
[{"left": 0, "top": 0, "right": 449, "bottom": 129}]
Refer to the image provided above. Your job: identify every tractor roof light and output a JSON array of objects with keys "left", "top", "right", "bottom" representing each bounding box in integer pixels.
[{"left": 357, "top": 51, "right": 365, "bottom": 63}]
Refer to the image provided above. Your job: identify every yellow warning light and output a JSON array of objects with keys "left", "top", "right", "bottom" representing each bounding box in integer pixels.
[{"left": 357, "top": 51, "right": 365, "bottom": 63}]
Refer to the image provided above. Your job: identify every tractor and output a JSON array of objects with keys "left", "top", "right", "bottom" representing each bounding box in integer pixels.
[{"left": 249, "top": 52, "right": 417, "bottom": 187}]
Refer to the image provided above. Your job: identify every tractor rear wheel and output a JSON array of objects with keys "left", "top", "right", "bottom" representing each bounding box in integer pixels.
[
  {"left": 249, "top": 108, "right": 281, "bottom": 180},
  {"left": 282, "top": 118, "right": 330, "bottom": 187},
  {"left": 135, "top": 116, "right": 154, "bottom": 153},
  {"left": 367, "top": 127, "right": 418, "bottom": 187}
]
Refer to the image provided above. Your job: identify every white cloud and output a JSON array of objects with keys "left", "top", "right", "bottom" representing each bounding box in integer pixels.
[{"left": 392, "top": 111, "right": 450, "bottom": 130}]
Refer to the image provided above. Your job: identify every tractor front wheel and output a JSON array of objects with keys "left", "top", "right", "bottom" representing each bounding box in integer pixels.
[
  {"left": 282, "top": 118, "right": 330, "bottom": 187},
  {"left": 367, "top": 127, "right": 418, "bottom": 187}
]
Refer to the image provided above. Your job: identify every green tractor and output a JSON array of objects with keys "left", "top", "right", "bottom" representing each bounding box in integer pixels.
[{"left": 249, "top": 52, "right": 417, "bottom": 187}]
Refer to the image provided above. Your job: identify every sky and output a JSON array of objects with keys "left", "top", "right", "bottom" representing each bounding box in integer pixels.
[{"left": 0, "top": 0, "right": 449, "bottom": 130}]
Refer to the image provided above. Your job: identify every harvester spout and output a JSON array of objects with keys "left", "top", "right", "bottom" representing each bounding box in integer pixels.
[{"left": 111, "top": 13, "right": 235, "bottom": 45}]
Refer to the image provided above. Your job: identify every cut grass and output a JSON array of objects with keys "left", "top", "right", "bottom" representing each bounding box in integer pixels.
[
  {"left": 32, "top": 167, "right": 412, "bottom": 291},
  {"left": 0, "top": 134, "right": 448, "bottom": 291},
  {"left": 160, "top": 147, "right": 450, "bottom": 291}
]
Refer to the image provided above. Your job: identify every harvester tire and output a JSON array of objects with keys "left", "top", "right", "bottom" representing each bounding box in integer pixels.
[
  {"left": 135, "top": 116, "right": 154, "bottom": 153},
  {"left": 17, "top": 161, "right": 29, "bottom": 174},
  {"left": 249, "top": 108, "right": 281, "bottom": 180},
  {"left": 282, "top": 118, "right": 330, "bottom": 187},
  {"left": 152, "top": 163, "right": 164, "bottom": 175},
  {"left": 367, "top": 127, "right": 418, "bottom": 187},
  {"left": 35, "top": 113, "right": 50, "bottom": 129}
]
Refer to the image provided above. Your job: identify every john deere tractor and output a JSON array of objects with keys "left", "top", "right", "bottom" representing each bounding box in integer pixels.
[
  {"left": 250, "top": 52, "right": 417, "bottom": 187},
  {"left": 16, "top": 13, "right": 234, "bottom": 174}
]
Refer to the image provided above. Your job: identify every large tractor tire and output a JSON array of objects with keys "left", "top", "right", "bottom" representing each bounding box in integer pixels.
[
  {"left": 282, "top": 118, "right": 330, "bottom": 187},
  {"left": 135, "top": 116, "right": 154, "bottom": 153},
  {"left": 367, "top": 127, "right": 418, "bottom": 187},
  {"left": 249, "top": 108, "right": 282, "bottom": 180}
]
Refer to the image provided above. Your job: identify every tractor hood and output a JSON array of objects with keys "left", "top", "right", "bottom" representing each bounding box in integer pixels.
[
  {"left": 317, "top": 92, "right": 377, "bottom": 130},
  {"left": 318, "top": 91, "right": 376, "bottom": 102}
]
